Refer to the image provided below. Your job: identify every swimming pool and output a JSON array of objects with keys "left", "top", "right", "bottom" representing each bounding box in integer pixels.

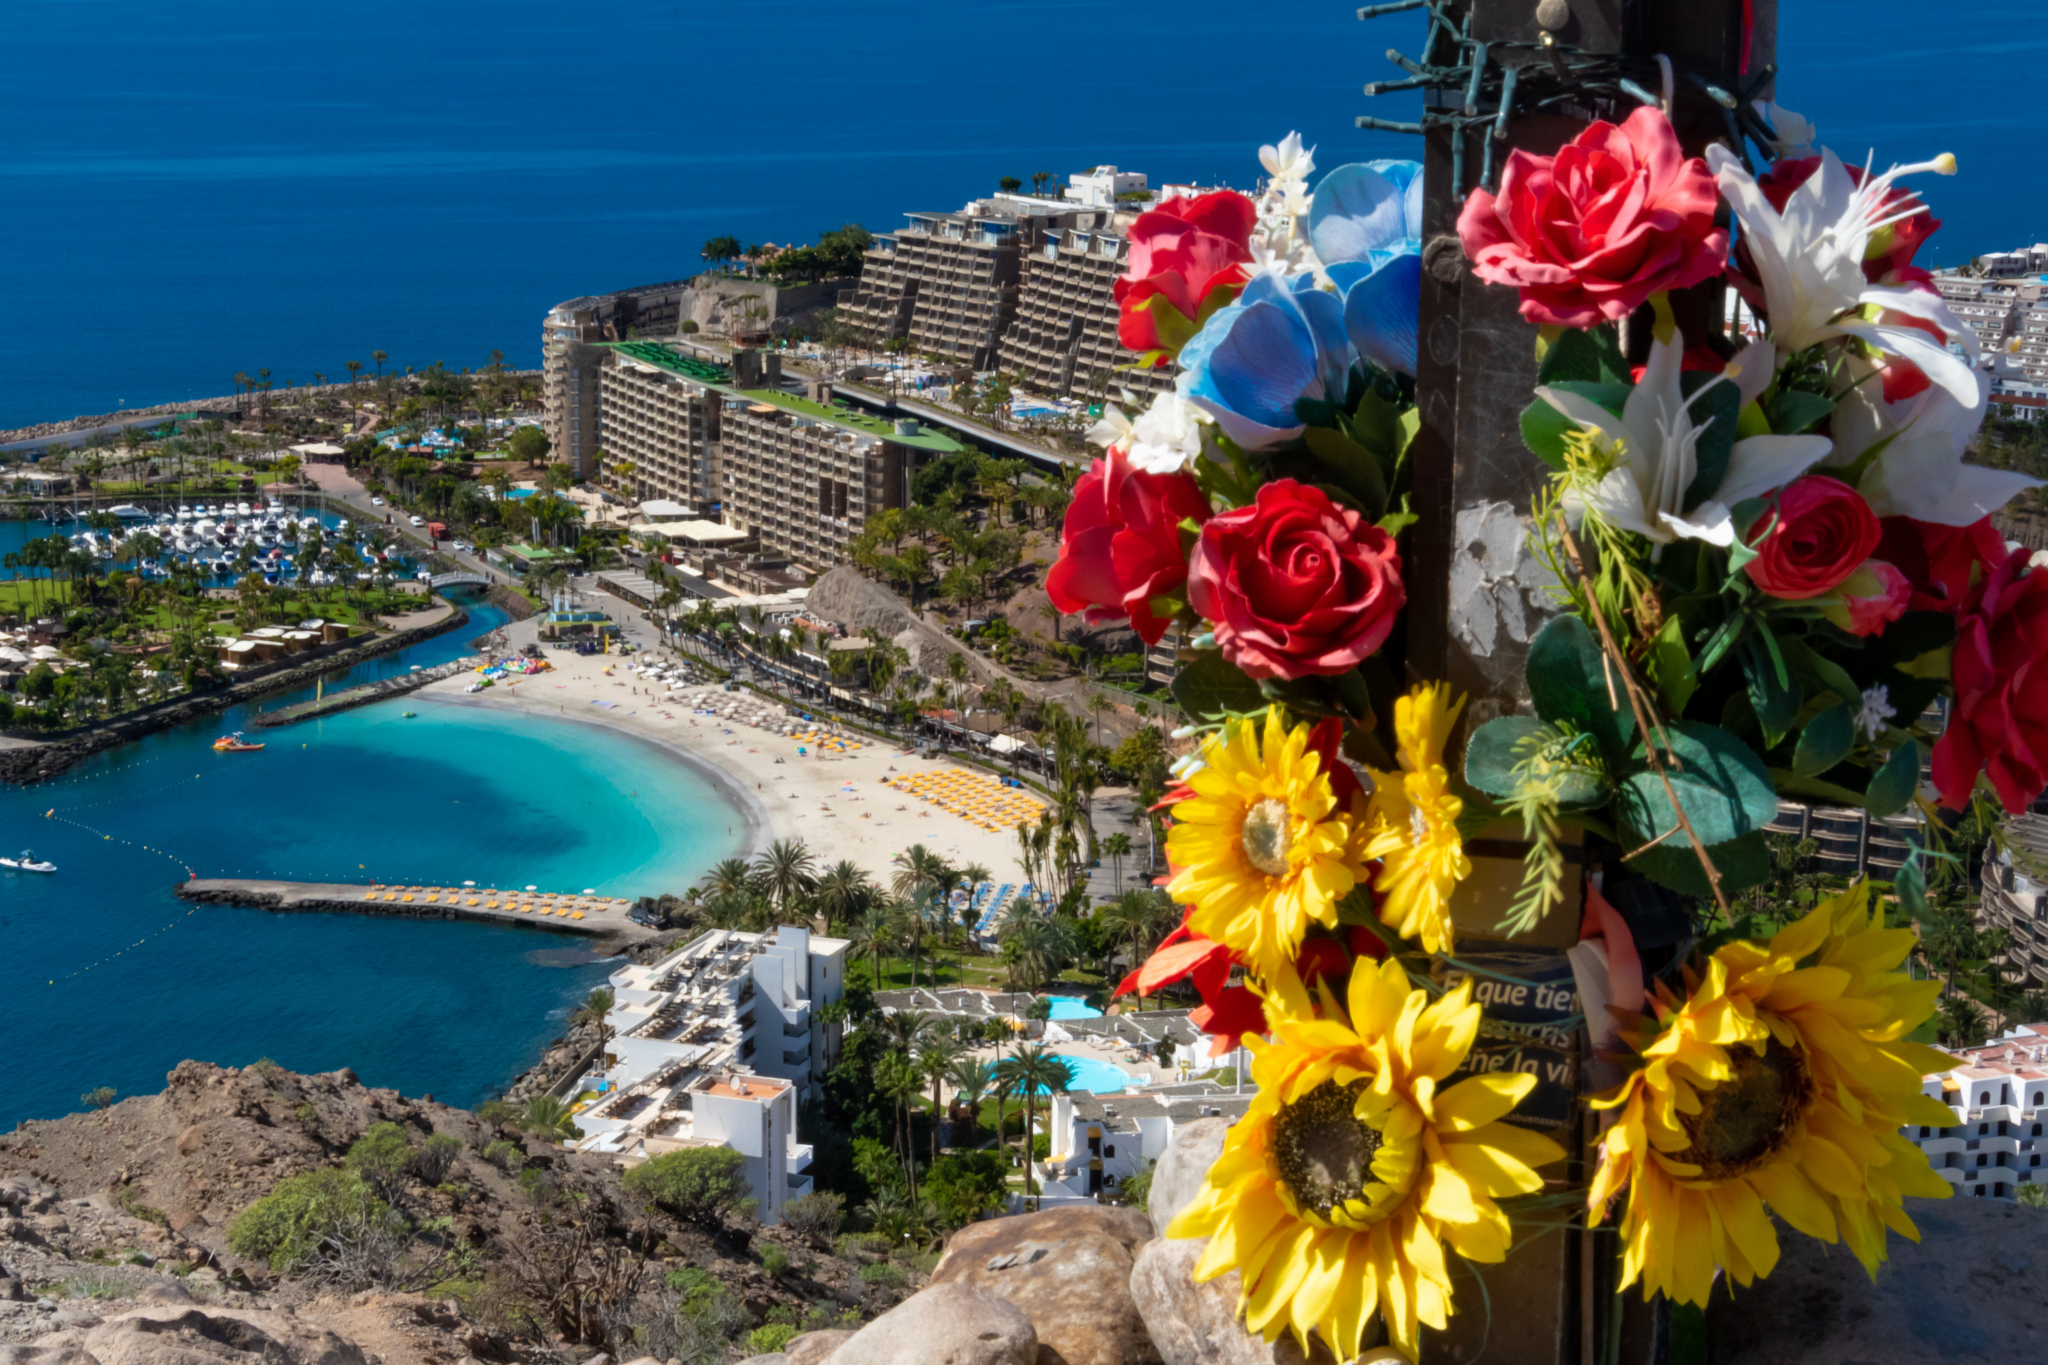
[
  {"left": 1046, "top": 998, "right": 1102, "bottom": 1021},
  {"left": 1042, "top": 1053, "right": 1131, "bottom": 1094}
]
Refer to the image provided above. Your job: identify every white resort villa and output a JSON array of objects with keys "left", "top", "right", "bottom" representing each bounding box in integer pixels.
[{"left": 571, "top": 926, "right": 849, "bottom": 1225}]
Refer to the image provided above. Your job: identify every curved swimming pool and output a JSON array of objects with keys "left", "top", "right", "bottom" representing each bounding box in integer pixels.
[{"left": 1041, "top": 1053, "right": 1132, "bottom": 1094}]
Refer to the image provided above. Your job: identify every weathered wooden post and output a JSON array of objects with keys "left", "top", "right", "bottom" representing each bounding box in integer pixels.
[{"left": 1355, "top": 3, "right": 1776, "bottom": 1359}]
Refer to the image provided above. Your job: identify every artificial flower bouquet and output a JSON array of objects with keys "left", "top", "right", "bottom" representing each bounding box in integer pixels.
[{"left": 1042, "top": 109, "right": 1992, "bottom": 1360}]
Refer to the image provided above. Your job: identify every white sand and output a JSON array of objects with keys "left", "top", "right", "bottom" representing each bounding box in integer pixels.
[{"left": 417, "top": 641, "right": 1039, "bottom": 891}]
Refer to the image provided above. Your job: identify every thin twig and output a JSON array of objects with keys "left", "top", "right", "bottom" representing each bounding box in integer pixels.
[
  {"left": 1621, "top": 823, "right": 1681, "bottom": 861},
  {"left": 1555, "top": 517, "right": 1731, "bottom": 919}
]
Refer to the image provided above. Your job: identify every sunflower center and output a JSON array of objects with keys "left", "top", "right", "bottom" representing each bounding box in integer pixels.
[
  {"left": 1241, "top": 798, "right": 1294, "bottom": 877},
  {"left": 1676, "top": 1036, "right": 1814, "bottom": 1180},
  {"left": 1272, "top": 1078, "right": 1382, "bottom": 1220}
]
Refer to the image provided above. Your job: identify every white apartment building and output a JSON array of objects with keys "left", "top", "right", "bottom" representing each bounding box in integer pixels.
[
  {"left": 1906, "top": 1023, "right": 2048, "bottom": 1201},
  {"left": 573, "top": 926, "right": 849, "bottom": 1223},
  {"left": 1034, "top": 1087, "right": 1252, "bottom": 1204},
  {"left": 1063, "top": 166, "right": 1150, "bottom": 209}
]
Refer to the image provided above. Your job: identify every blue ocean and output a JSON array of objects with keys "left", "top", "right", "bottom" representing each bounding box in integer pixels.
[
  {"left": 2, "top": 1, "right": 2043, "bottom": 430},
  {"left": 0, "top": 577, "right": 742, "bottom": 1122}
]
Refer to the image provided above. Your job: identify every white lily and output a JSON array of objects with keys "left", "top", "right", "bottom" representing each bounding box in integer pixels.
[
  {"left": 1124, "top": 391, "right": 1213, "bottom": 475},
  {"left": 1539, "top": 332, "right": 1834, "bottom": 550},
  {"left": 1085, "top": 394, "right": 1135, "bottom": 452},
  {"left": 1826, "top": 356, "right": 2043, "bottom": 524},
  {"left": 1707, "top": 143, "right": 1977, "bottom": 408},
  {"left": 1756, "top": 101, "right": 1818, "bottom": 159},
  {"left": 1259, "top": 132, "right": 1316, "bottom": 186}
]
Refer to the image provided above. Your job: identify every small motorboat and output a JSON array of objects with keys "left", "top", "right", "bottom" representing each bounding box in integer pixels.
[
  {"left": 212, "top": 733, "right": 265, "bottom": 752},
  {"left": 400, "top": 711, "right": 418, "bottom": 718},
  {"left": 0, "top": 851, "right": 56, "bottom": 873}
]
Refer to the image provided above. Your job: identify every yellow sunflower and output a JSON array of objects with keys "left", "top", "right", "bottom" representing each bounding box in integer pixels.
[
  {"left": 1170, "top": 957, "right": 1564, "bottom": 1361},
  {"left": 1166, "top": 707, "right": 1366, "bottom": 984},
  {"left": 1361, "top": 684, "right": 1470, "bottom": 955},
  {"left": 1589, "top": 880, "right": 1956, "bottom": 1307}
]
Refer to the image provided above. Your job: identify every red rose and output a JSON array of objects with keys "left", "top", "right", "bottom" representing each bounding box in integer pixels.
[
  {"left": 1045, "top": 446, "right": 1209, "bottom": 645},
  {"left": 1935, "top": 549, "right": 2048, "bottom": 812},
  {"left": 1114, "top": 191, "right": 1257, "bottom": 360},
  {"left": 1874, "top": 515, "right": 2006, "bottom": 614},
  {"left": 1455, "top": 105, "right": 1727, "bottom": 327},
  {"left": 1744, "top": 476, "right": 1881, "bottom": 600},
  {"left": 1188, "top": 480, "right": 1404, "bottom": 680},
  {"left": 1817, "top": 561, "right": 1911, "bottom": 637}
]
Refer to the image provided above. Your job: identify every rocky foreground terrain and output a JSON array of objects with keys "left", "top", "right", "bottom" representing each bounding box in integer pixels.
[{"left": 0, "top": 1065, "right": 2036, "bottom": 1365}]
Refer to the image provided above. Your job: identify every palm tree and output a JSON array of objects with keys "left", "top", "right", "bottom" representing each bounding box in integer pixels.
[
  {"left": 570, "top": 986, "right": 615, "bottom": 1071},
  {"left": 945, "top": 1057, "right": 994, "bottom": 1145},
  {"left": 520, "top": 1094, "right": 582, "bottom": 1142},
  {"left": 892, "top": 843, "right": 949, "bottom": 929},
  {"left": 1003, "top": 1045, "right": 1076, "bottom": 1195},
  {"left": 849, "top": 904, "right": 894, "bottom": 987},
  {"left": 875, "top": 1050, "right": 925, "bottom": 1197},
  {"left": 1101, "top": 832, "right": 1133, "bottom": 890},
  {"left": 753, "top": 837, "right": 817, "bottom": 917},
  {"left": 698, "top": 857, "right": 755, "bottom": 902},
  {"left": 810, "top": 859, "right": 870, "bottom": 935},
  {"left": 918, "top": 1036, "right": 961, "bottom": 1164},
  {"left": 372, "top": 350, "right": 388, "bottom": 377}
]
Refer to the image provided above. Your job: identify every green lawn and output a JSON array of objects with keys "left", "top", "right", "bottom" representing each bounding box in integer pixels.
[
  {"left": 0, "top": 580, "right": 73, "bottom": 614},
  {"left": 843, "top": 944, "right": 1110, "bottom": 998}
]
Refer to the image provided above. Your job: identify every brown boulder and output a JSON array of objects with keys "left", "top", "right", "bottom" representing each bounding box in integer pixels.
[
  {"left": 784, "top": 1331, "right": 855, "bottom": 1365},
  {"left": 1128, "top": 1238, "right": 1338, "bottom": 1365},
  {"left": 0, "top": 1348, "right": 102, "bottom": 1365},
  {"left": 78, "top": 1305, "right": 367, "bottom": 1365},
  {"left": 1146, "top": 1119, "right": 1228, "bottom": 1239},
  {"left": 929, "top": 1205, "right": 1158, "bottom": 1365},
  {"left": 825, "top": 1282, "right": 1035, "bottom": 1365}
]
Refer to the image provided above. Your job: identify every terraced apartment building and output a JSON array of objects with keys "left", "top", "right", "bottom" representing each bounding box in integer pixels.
[
  {"left": 1004, "top": 224, "right": 1174, "bottom": 399},
  {"left": 593, "top": 343, "right": 962, "bottom": 572}
]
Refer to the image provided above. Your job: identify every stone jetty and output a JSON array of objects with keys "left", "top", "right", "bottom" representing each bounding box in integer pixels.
[{"left": 175, "top": 877, "right": 660, "bottom": 942}]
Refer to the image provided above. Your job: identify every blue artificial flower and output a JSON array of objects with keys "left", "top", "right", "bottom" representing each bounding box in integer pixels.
[{"left": 1176, "top": 161, "right": 1422, "bottom": 449}]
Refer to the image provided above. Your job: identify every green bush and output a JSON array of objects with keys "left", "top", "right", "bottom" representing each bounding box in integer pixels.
[
  {"left": 783, "top": 1190, "right": 845, "bottom": 1246},
  {"left": 481, "top": 1139, "right": 525, "bottom": 1172},
  {"left": 760, "top": 1244, "right": 789, "bottom": 1275},
  {"left": 228, "top": 1169, "right": 386, "bottom": 1272},
  {"left": 623, "top": 1146, "right": 756, "bottom": 1227},
  {"left": 926, "top": 1151, "right": 1007, "bottom": 1226},
  {"left": 348, "top": 1122, "right": 414, "bottom": 1178},
  {"left": 748, "top": 1323, "right": 798, "bottom": 1354},
  {"left": 1030, "top": 1133, "right": 1050, "bottom": 1160},
  {"left": 858, "top": 1261, "right": 909, "bottom": 1289},
  {"left": 409, "top": 1134, "right": 462, "bottom": 1184},
  {"left": 475, "top": 1099, "right": 517, "bottom": 1126}
]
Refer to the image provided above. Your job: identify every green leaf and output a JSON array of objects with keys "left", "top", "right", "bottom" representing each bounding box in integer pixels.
[
  {"left": 1866, "top": 739, "right": 1920, "bottom": 818},
  {"left": 1743, "top": 631, "right": 1802, "bottom": 746},
  {"left": 1768, "top": 769, "right": 1872, "bottom": 806},
  {"left": 1776, "top": 635, "right": 1861, "bottom": 709},
  {"left": 1649, "top": 615, "right": 1698, "bottom": 716},
  {"left": 1134, "top": 292, "right": 1202, "bottom": 358},
  {"left": 1463, "top": 717, "right": 1542, "bottom": 801},
  {"left": 1348, "top": 386, "right": 1402, "bottom": 460},
  {"left": 1617, "top": 719, "right": 1780, "bottom": 853},
  {"left": 1377, "top": 496, "right": 1419, "bottom": 537},
  {"left": 1304, "top": 426, "right": 1389, "bottom": 519},
  {"left": 1520, "top": 398, "right": 1576, "bottom": 470},
  {"left": 1170, "top": 651, "right": 1265, "bottom": 722},
  {"left": 1547, "top": 380, "right": 1632, "bottom": 417},
  {"left": 1761, "top": 388, "right": 1834, "bottom": 435},
  {"left": 1791, "top": 704, "right": 1854, "bottom": 778},
  {"left": 1681, "top": 374, "right": 1742, "bottom": 512},
  {"left": 1631, "top": 828, "right": 1773, "bottom": 900},
  {"left": 1525, "top": 615, "right": 1635, "bottom": 760},
  {"left": 1537, "top": 326, "right": 1629, "bottom": 385},
  {"left": 1260, "top": 671, "right": 1373, "bottom": 725}
]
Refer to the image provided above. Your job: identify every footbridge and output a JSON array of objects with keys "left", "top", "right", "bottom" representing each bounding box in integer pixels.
[{"left": 429, "top": 571, "right": 489, "bottom": 589}]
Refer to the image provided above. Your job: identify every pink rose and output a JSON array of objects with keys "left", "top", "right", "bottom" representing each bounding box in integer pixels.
[
  {"left": 1744, "top": 476, "right": 1880, "bottom": 600},
  {"left": 1186, "top": 480, "right": 1404, "bottom": 680},
  {"left": 1935, "top": 549, "right": 2048, "bottom": 812},
  {"left": 1114, "top": 192, "right": 1257, "bottom": 359},
  {"left": 1045, "top": 447, "right": 1209, "bottom": 646},
  {"left": 1456, "top": 106, "right": 1727, "bottom": 327},
  {"left": 1818, "top": 561, "right": 1912, "bottom": 637}
]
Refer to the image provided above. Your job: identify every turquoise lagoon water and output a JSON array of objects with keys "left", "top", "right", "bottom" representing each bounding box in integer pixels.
[
  {"left": 0, "top": 571, "right": 745, "bottom": 1123},
  {"left": 1046, "top": 1054, "right": 1131, "bottom": 1095}
]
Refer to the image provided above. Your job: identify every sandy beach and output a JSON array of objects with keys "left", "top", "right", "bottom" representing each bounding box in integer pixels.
[{"left": 414, "top": 624, "right": 1042, "bottom": 894}]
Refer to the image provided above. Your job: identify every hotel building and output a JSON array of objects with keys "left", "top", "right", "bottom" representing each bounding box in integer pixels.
[
  {"left": 1004, "top": 224, "right": 1173, "bottom": 400},
  {"left": 575, "top": 926, "right": 849, "bottom": 1224},
  {"left": 1907, "top": 1024, "right": 2048, "bottom": 1201},
  {"left": 542, "top": 281, "right": 694, "bottom": 479}
]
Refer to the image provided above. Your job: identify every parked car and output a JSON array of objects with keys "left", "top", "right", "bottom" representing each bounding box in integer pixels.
[
  {"left": 453, "top": 541, "right": 474, "bottom": 553},
  {"left": 370, "top": 496, "right": 385, "bottom": 506},
  {"left": 409, "top": 515, "right": 425, "bottom": 527}
]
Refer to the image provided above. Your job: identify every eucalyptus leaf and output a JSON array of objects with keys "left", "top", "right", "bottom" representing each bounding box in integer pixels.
[
  {"left": 1170, "top": 651, "right": 1265, "bottom": 722},
  {"left": 1525, "top": 615, "right": 1635, "bottom": 760},
  {"left": 1616, "top": 720, "right": 1780, "bottom": 853},
  {"left": 1866, "top": 738, "right": 1920, "bottom": 818},
  {"left": 1791, "top": 704, "right": 1855, "bottom": 778},
  {"left": 1463, "top": 717, "right": 1542, "bottom": 801}
]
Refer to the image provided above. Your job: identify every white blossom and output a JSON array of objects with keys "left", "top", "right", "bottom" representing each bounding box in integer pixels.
[
  {"left": 1124, "top": 391, "right": 1213, "bottom": 475},
  {"left": 1854, "top": 684, "right": 1897, "bottom": 741},
  {"left": 1259, "top": 132, "right": 1316, "bottom": 186}
]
